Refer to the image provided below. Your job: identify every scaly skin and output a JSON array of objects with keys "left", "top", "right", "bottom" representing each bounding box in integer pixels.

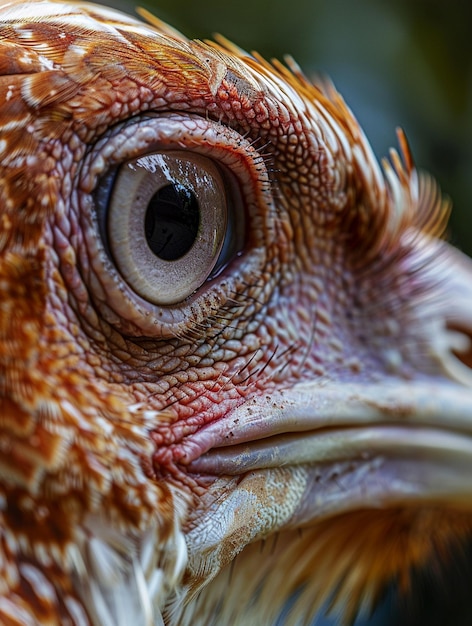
[{"left": 1, "top": 2, "right": 472, "bottom": 625}]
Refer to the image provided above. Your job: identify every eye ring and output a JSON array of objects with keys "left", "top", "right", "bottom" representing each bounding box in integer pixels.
[
  {"left": 75, "top": 113, "right": 276, "bottom": 337},
  {"left": 108, "top": 150, "right": 229, "bottom": 305}
]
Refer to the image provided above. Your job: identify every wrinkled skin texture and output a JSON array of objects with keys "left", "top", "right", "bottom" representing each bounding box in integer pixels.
[{"left": 1, "top": 1, "right": 472, "bottom": 625}]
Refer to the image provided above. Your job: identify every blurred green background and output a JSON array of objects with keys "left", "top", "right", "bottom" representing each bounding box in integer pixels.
[
  {"left": 103, "top": 1, "right": 472, "bottom": 624},
  {"left": 109, "top": 0, "right": 472, "bottom": 256}
]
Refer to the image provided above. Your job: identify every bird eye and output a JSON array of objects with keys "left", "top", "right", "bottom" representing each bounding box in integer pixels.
[
  {"left": 81, "top": 113, "right": 273, "bottom": 335},
  {"left": 107, "top": 150, "right": 239, "bottom": 306}
]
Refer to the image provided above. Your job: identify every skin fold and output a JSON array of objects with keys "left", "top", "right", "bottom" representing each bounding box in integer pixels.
[{"left": 0, "top": 1, "right": 472, "bottom": 624}]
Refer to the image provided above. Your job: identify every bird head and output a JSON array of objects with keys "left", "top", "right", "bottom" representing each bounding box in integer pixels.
[{"left": 1, "top": 1, "right": 472, "bottom": 624}]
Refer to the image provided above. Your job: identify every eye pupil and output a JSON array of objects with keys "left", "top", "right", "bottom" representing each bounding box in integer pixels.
[{"left": 144, "top": 183, "right": 200, "bottom": 261}]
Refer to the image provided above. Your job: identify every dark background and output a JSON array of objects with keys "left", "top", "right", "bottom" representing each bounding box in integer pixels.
[{"left": 104, "top": 1, "right": 472, "bottom": 624}]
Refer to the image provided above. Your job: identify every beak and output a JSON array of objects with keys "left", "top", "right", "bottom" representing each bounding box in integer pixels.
[{"left": 188, "top": 379, "right": 472, "bottom": 520}]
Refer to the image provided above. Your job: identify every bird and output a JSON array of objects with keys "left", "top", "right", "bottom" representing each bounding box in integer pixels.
[{"left": 1, "top": 1, "right": 472, "bottom": 625}]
